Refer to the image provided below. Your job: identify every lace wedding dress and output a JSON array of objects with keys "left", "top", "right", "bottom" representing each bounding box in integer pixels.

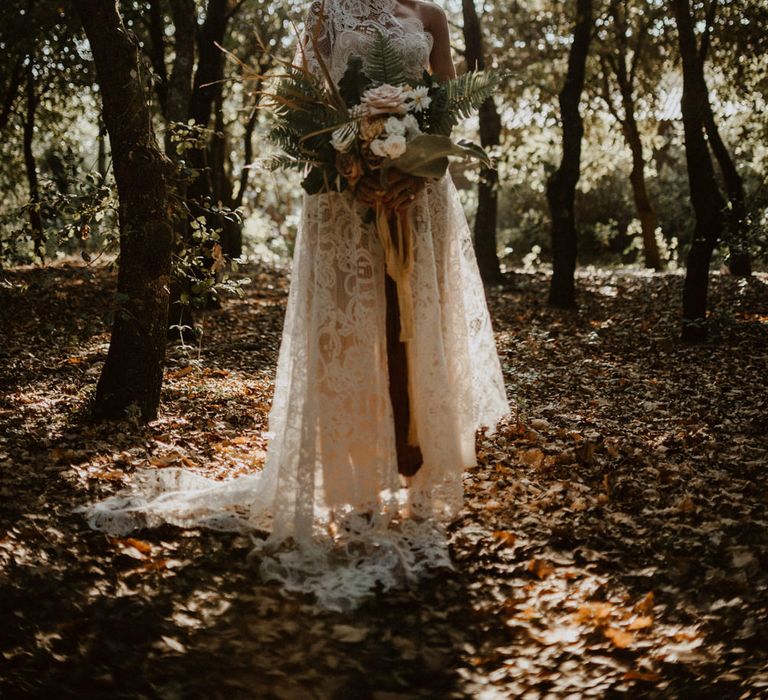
[{"left": 78, "top": 0, "right": 511, "bottom": 612}]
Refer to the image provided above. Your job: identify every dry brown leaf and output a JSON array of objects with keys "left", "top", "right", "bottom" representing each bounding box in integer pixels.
[
  {"left": 574, "top": 602, "right": 613, "bottom": 625},
  {"left": 519, "top": 448, "right": 545, "bottom": 469},
  {"left": 604, "top": 627, "right": 634, "bottom": 648},
  {"left": 634, "top": 591, "right": 655, "bottom": 614},
  {"left": 121, "top": 537, "right": 152, "bottom": 555},
  {"left": 166, "top": 366, "right": 195, "bottom": 379},
  {"left": 628, "top": 615, "right": 654, "bottom": 631},
  {"left": 492, "top": 530, "right": 517, "bottom": 547},
  {"left": 526, "top": 558, "right": 554, "bottom": 579},
  {"left": 623, "top": 670, "right": 661, "bottom": 682}
]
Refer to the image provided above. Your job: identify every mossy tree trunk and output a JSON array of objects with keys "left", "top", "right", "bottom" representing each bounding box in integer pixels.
[{"left": 75, "top": 0, "right": 175, "bottom": 420}]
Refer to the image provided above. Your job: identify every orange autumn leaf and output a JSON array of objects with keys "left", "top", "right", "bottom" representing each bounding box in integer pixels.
[
  {"left": 623, "top": 670, "right": 661, "bottom": 683},
  {"left": 167, "top": 366, "right": 195, "bottom": 379},
  {"left": 574, "top": 601, "right": 613, "bottom": 625},
  {"left": 122, "top": 537, "right": 152, "bottom": 555},
  {"left": 634, "top": 591, "right": 655, "bottom": 614},
  {"left": 605, "top": 627, "right": 634, "bottom": 648},
  {"left": 526, "top": 558, "right": 554, "bottom": 578},
  {"left": 492, "top": 530, "right": 517, "bottom": 547},
  {"left": 628, "top": 615, "right": 654, "bottom": 631}
]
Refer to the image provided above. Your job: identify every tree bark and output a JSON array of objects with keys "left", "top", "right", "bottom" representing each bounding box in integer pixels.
[
  {"left": 165, "top": 0, "right": 196, "bottom": 156},
  {"left": 23, "top": 60, "right": 44, "bottom": 259},
  {"left": 546, "top": 0, "right": 593, "bottom": 308},
  {"left": 75, "top": 0, "right": 175, "bottom": 420},
  {"left": 165, "top": 0, "right": 198, "bottom": 341},
  {"left": 697, "top": 0, "right": 751, "bottom": 276},
  {"left": 601, "top": 1, "right": 663, "bottom": 271},
  {"left": 672, "top": 0, "right": 726, "bottom": 342},
  {"left": 625, "top": 113, "right": 663, "bottom": 270},
  {"left": 147, "top": 0, "right": 169, "bottom": 115},
  {"left": 461, "top": 0, "right": 503, "bottom": 284}
]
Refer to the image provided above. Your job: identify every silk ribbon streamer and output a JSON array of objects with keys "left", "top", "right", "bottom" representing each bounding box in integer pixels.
[{"left": 375, "top": 199, "right": 419, "bottom": 447}]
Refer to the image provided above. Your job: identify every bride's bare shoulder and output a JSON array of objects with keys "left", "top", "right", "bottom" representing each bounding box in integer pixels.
[{"left": 413, "top": 1, "right": 449, "bottom": 34}]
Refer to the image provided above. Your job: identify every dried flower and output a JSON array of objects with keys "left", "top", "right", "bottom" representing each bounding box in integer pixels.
[
  {"left": 330, "top": 123, "right": 358, "bottom": 152},
  {"left": 335, "top": 152, "right": 364, "bottom": 185},
  {"left": 359, "top": 115, "right": 386, "bottom": 142}
]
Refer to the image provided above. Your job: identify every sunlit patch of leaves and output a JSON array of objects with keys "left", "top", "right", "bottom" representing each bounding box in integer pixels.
[{"left": 0, "top": 260, "right": 766, "bottom": 696}]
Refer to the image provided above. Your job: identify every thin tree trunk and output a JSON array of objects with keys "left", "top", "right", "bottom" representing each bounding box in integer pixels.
[
  {"left": 166, "top": 0, "right": 198, "bottom": 341},
  {"left": 75, "top": 0, "right": 175, "bottom": 420},
  {"left": 702, "top": 103, "right": 751, "bottom": 276},
  {"left": 696, "top": 0, "right": 750, "bottom": 276},
  {"left": 623, "top": 104, "right": 663, "bottom": 270},
  {"left": 23, "top": 61, "right": 44, "bottom": 259},
  {"left": 97, "top": 122, "right": 108, "bottom": 180},
  {"left": 165, "top": 0, "right": 196, "bottom": 156},
  {"left": 461, "top": 0, "right": 503, "bottom": 284},
  {"left": 147, "top": 0, "right": 169, "bottom": 115},
  {"left": 546, "top": 0, "right": 593, "bottom": 308},
  {"left": 672, "top": 0, "right": 726, "bottom": 342}
]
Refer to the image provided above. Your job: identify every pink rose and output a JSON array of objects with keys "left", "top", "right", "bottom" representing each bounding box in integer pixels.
[{"left": 359, "top": 84, "right": 408, "bottom": 116}]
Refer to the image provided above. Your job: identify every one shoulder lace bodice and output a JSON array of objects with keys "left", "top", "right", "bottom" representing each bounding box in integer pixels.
[{"left": 297, "top": 0, "right": 434, "bottom": 85}]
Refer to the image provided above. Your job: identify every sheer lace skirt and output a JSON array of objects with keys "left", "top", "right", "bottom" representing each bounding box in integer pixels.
[{"left": 78, "top": 171, "right": 510, "bottom": 611}]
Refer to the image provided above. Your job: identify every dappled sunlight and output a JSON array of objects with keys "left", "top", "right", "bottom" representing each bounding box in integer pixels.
[{"left": 1, "top": 262, "right": 766, "bottom": 695}]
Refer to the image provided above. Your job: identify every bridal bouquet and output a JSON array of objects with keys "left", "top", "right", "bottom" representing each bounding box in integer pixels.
[
  {"left": 252, "top": 29, "right": 505, "bottom": 342},
  {"left": 259, "top": 31, "right": 501, "bottom": 197}
]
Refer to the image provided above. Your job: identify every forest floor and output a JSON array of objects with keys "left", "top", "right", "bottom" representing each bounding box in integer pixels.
[{"left": 0, "top": 259, "right": 767, "bottom": 699}]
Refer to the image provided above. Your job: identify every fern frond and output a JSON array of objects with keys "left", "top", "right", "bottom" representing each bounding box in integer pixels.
[
  {"left": 259, "top": 154, "right": 313, "bottom": 172},
  {"left": 428, "top": 70, "right": 507, "bottom": 136},
  {"left": 363, "top": 31, "right": 407, "bottom": 86}
]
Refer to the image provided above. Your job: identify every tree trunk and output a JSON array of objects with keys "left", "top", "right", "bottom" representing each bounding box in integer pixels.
[
  {"left": 696, "top": 0, "right": 751, "bottom": 277},
  {"left": 97, "top": 122, "right": 108, "bottom": 180},
  {"left": 702, "top": 102, "right": 751, "bottom": 276},
  {"left": 461, "top": 0, "right": 503, "bottom": 284},
  {"left": 165, "top": 0, "right": 198, "bottom": 342},
  {"left": 147, "top": 0, "right": 169, "bottom": 115},
  {"left": 623, "top": 107, "right": 663, "bottom": 271},
  {"left": 23, "top": 61, "right": 44, "bottom": 259},
  {"left": 165, "top": 0, "right": 196, "bottom": 156},
  {"left": 546, "top": 0, "right": 593, "bottom": 308},
  {"left": 75, "top": 0, "right": 175, "bottom": 421},
  {"left": 672, "top": 0, "right": 726, "bottom": 342}
]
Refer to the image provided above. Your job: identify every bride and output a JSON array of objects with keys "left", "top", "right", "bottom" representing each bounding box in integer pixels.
[{"left": 79, "top": 0, "right": 511, "bottom": 611}]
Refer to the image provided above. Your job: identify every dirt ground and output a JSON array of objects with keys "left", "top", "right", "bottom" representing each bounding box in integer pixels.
[{"left": 1, "top": 260, "right": 767, "bottom": 698}]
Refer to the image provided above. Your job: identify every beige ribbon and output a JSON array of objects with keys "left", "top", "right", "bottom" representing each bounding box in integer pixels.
[{"left": 375, "top": 199, "right": 419, "bottom": 447}]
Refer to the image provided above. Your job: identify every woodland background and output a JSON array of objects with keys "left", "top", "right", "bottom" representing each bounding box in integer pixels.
[{"left": 1, "top": 0, "right": 767, "bottom": 697}]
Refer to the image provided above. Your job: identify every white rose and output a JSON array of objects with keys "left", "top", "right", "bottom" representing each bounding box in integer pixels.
[
  {"left": 401, "top": 113, "right": 422, "bottom": 138},
  {"left": 384, "top": 116, "right": 406, "bottom": 136},
  {"left": 330, "top": 124, "right": 357, "bottom": 153},
  {"left": 370, "top": 138, "right": 388, "bottom": 158},
  {"left": 382, "top": 133, "right": 407, "bottom": 159}
]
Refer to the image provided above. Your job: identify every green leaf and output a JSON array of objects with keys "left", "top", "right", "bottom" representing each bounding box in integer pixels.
[
  {"left": 428, "top": 70, "right": 510, "bottom": 136},
  {"left": 363, "top": 31, "right": 407, "bottom": 86},
  {"left": 382, "top": 134, "right": 492, "bottom": 179}
]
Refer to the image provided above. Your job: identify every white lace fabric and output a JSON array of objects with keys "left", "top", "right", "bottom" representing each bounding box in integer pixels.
[{"left": 78, "top": 0, "right": 511, "bottom": 612}]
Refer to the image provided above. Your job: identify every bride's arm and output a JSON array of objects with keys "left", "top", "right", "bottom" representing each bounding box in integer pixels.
[{"left": 423, "top": 3, "right": 456, "bottom": 82}]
